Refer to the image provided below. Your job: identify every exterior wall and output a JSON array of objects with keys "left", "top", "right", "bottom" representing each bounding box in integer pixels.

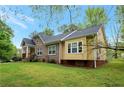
[
  {"left": 97, "top": 27, "right": 107, "bottom": 60},
  {"left": 62, "top": 37, "right": 87, "bottom": 60},
  {"left": 61, "top": 60, "right": 107, "bottom": 68},
  {"left": 59, "top": 42, "right": 63, "bottom": 64},
  {"left": 47, "top": 43, "right": 59, "bottom": 63},
  {"left": 61, "top": 27, "right": 107, "bottom": 61},
  {"left": 21, "top": 26, "right": 107, "bottom": 65},
  {"left": 86, "top": 36, "right": 94, "bottom": 60},
  {"left": 33, "top": 37, "right": 48, "bottom": 61}
]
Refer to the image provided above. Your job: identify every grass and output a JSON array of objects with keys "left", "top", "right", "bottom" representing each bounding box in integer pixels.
[{"left": 0, "top": 59, "right": 124, "bottom": 87}]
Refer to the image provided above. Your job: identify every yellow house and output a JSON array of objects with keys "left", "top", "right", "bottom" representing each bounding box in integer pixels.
[{"left": 21, "top": 24, "right": 107, "bottom": 68}]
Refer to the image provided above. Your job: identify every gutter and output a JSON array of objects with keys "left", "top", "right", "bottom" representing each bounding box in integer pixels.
[
  {"left": 38, "top": 34, "right": 46, "bottom": 44},
  {"left": 60, "top": 30, "right": 77, "bottom": 41}
]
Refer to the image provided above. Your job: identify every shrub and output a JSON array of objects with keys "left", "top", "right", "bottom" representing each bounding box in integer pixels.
[
  {"left": 31, "top": 59, "right": 40, "bottom": 62},
  {"left": 48, "top": 59, "right": 56, "bottom": 64},
  {"left": 42, "top": 58, "right": 46, "bottom": 62},
  {"left": 12, "top": 57, "right": 22, "bottom": 62}
]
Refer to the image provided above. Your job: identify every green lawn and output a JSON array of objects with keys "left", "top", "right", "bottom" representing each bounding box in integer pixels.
[{"left": 0, "top": 59, "right": 124, "bottom": 87}]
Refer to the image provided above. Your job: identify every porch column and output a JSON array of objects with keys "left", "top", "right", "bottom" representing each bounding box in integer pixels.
[
  {"left": 21, "top": 46, "right": 23, "bottom": 58},
  {"left": 26, "top": 46, "right": 29, "bottom": 58}
]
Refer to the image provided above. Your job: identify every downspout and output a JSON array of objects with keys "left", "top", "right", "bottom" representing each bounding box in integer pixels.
[{"left": 93, "top": 34, "right": 97, "bottom": 68}]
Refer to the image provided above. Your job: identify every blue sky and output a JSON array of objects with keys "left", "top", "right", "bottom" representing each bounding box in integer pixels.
[{"left": 0, "top": 5, "right": 116, "bottom": 48}]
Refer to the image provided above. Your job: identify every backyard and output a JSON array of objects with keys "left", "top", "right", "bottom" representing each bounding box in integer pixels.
[{"left": 0, "top": 59, "right": 124, "bottom": 87}]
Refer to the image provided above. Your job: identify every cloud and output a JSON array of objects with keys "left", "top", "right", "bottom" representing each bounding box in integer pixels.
[
  {"left": 0, "top": 10, "right": 28, "bottom": 29},
  {"left": 9, "top": 15, "right": 27, "bottom": 29},
  {"left": 8, "top": 11, "right": 34, "bottom": 23},
  {"left": 17, "top": 14, "right": 34, "bottom": 22}
]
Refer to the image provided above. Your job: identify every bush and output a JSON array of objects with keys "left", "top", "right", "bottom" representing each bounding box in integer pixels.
[
  {"left": 48, "top": 59, "right": 56, "bottom": 64},
  {"left": 12, "top": 57, "right": 22, "bottom": 62},
  {"left": 30, "top": 58, "right": 42, "bottom": 62},
  {"left": 42, "top": 58, "right": 46, "bottom": 62}
]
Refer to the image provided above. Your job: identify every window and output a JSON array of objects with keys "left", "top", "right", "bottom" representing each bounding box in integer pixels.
[
  {"left": 72, "top": 43, "right": 77, "bottom": 53},
  {"left": 78, "top": 42, "right": 82, "bottom": 53},
  {"left": 37, "top": 48, "right": 42, "bottom": 56},
  {"left": 48, "top": 45, "right": 56, "bottom": 55},
  {"left": 68, "top": 43, "right": 71, "bottom": 53},
  {"left": 68, "top": 42, "right": 83, "bottom": 54}
]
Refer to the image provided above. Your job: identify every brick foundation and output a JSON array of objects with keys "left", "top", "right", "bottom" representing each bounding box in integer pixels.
[{"left": 61, "top": 60, "right": 107, "bottom": 68}]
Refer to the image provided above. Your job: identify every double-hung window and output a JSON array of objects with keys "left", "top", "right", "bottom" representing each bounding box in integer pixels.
[
  {"left": 68, "top": 42, "right": 83, "bottom": 54},
  {"left": 72, "top": 43, "right": 77, "bottom": 53},
  {"left": 48, "top": 45, "right": 56, "bottom": 55},
  {"left": 37, "top": 48, "right": 42, "bottom": 56},
  {"left": 68, "top": 43, "right": 71, "bottom": 53},
  {"left": 78, "top": 42, "right": 82, "bottom": 53}
]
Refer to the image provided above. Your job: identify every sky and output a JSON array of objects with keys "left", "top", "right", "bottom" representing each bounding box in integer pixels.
[{"left": 0, "top": 5, "right": 116, "bottom": 48}]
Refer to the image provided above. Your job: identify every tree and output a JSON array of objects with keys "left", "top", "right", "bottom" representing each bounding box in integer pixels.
[
  {"left": 30, "top": 6, "right": 64, "bottom": 28},
  {"left": 84, "top": 7, "right": 108, "bottom": 27},
  {"left": 0, "top": 20, "right": 16, "bottom": 61},
  {"left": 58, "top": 24, "right": 82, "bottom": 34},
  {"left": 30, "top": 6, "right": 81, "bottom": 29},
  {"left": 108, "top": 6, "right": 124, "bottom": 59},
  {"left": 116, "top": 6, "right": 124, "bottom": 41},
  {"left": 42, "top": 27, "right": 54, "bottom": 36},
  {"left": 109, "top": 23, "right": 122, "bottom": 58},
  {"left": 65, "top": 5, "right": 73, "bottom": 24},
  {"left": 29, "top": 31, "right": 39, "bottom": 39}
]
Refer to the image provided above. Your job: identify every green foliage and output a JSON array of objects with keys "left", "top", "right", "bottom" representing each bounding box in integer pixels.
[
  {"left": 116, "top": 6, "right": 124, "bottom": 41},
  {"left": 29, "top": 31, "right": 39, "bottom": 39},
  {"left": 0, "top": 61, "right": 124, "bottom": 86},
  {"left": 42, "top": 27, "right": 54, "bottom": 36},
  {"left": 84, "top": 7, "right": 108, "bottom": 27},
  {"left": 30, "top": 6, "right": 64, "bottom": 27},
  {"left": 30, "top": 6, "right": 81, "bottom": 28},
  {"left": 48, "top": 59, "right": 56, "bottom": 63},
  {"left": 58, "top": 24, "right": 82, "bottom": 34},
  {"left": 0, "top": 20, "right": 13, "bottom": 37},
  {"left": 0, "top": 20, "right": 16, "bottom": 61}
]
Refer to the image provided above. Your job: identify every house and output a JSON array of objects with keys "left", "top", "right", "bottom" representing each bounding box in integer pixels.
[{"left": 21, "top": 24, "right": 107, "bottom": 68}]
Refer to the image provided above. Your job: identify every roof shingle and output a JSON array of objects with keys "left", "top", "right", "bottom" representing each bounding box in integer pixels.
[
  {"left": 21, "top": 24, "right": 102, "bottom": 45},
  {"left": 22, "top": 38, "right": 35, "bottom": 45},
  {"left": 64, "top": 24, "right": 102, "bottom": 40}
]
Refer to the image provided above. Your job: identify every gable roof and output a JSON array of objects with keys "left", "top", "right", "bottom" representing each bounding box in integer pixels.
[
  {"left": 38, "top": 24, "right": 102, "bottom": 44},
  {"left": 21, "top": 38, "right": 35, "bottom": 46},
  {"left": 21, "top": 24, "right": 103, "bottom": 45},
  {"left": 63, "top": 24, "right": 102, "bottom": 41},
  {"left": 38, "top": 31, "right": 73, "bottom": 44}
]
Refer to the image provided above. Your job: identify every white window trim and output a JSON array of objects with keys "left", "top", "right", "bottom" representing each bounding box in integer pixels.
[
  {"left": 48, "top": 45, "right": 57, "bottom": 55},
  {"left": 36, "top": 48, "right": 42, "bottom": 56},
  {"left": 78, "top": 41, "right": 83, "bottom": 53},
  {"left": 67, "top": 42, "right": 83, "bottom": 54},
  {"left": 71, "top": 42, "right": 78, "bottom": 54}
]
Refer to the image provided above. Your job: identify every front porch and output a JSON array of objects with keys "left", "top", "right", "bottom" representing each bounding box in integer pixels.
[{"left": 22, "top": 45, "right": 35, "bottom": 61}]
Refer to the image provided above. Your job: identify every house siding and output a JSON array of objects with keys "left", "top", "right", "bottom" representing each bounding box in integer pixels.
[
  {"left": 47, "top": 43, "right": 59, "bottom": 63},
  {"left": 21, "top": 25, "right": 107, "bottom": 67},
  {"left": 33, "top": 37, "right": 48, "bottom": 61},
  {"left": 62, "top": 37, "right": 87, "bottom": 60},
  {"left": 97, "top": 27, "right": 107, "bottom": 60},
  {"left": 86, "top": 36, "right": 94, "bottom": 60},
  {"left": 61, "top": 27, "right": 107, "bottom": 61}
]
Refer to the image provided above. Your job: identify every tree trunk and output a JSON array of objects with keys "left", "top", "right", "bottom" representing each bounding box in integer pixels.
[
  {"left": 114, "top": 49, "right": 118, "bottom": 58},
  {"left": 66, "top": 6, "right": 72, "bottom": 24}
]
